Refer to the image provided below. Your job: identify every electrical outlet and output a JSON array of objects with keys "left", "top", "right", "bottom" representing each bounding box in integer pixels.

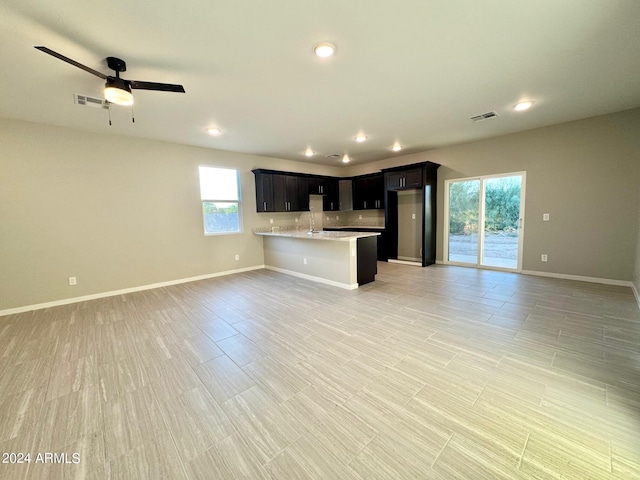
[
  {"left": 234, "top": 254, "right": 239, "bottom": 261},
  {"left": 295, "top": 218, "right": 298, "bottom": 223},
  {"left": 543, "top": 213, "right": 550, "bottom": 221},
  {"left": 336, "top": 216, "right": 339, "bottom": 220},
  {"left": 541, "top": 254, "right": 548, "bottom": 262},
  {"left": 303, "top": 258, "right": 307, "bottom": 265},
  {"left": 359, "top": 215, "right": 362, "bottom": 220},
  {"left": 412, "top": 213, "right": 416, "bottom": 220},
  {"left": 270, "top": 218, "right": 274, "bottom": 224},
  {"left": 68, "top": 276, "right": 77, "bottom": 286}
]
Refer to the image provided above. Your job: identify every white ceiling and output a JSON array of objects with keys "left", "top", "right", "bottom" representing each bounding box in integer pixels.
[{"left": 1, "top": 0, "right": 639, "bottom": 166}]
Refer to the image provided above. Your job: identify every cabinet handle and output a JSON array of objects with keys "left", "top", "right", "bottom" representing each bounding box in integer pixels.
[
  {"left": 263, "top": 201, "right": 267, "bottom": 210},
  {"left": 364, "top": 201, "right": 367, "bottom": 209}
]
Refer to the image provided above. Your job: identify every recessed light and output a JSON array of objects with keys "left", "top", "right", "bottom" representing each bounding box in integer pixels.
[
  {"left": 392, "top": 144, "right": 403, "bottom": 152},
  {"left": 514, "top": 101, "right": 533, "bottom": 111},
  {"left": 354, "top": 135, "right": 368, "bottom": 143},
  {"left": 207, "top": 127, "right": 222, "bottom": 136},
  {"left": 342, "top": 154, "right": 350, "bottom": 163},
  {"left": 314, "top": 42, "right": 336, "bottom": 58},
  {"left": 304, "top": 149, "right": 314, "bottom": 157}
]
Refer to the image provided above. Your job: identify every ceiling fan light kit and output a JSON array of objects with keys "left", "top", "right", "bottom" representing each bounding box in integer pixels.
[{"left": 104, "top": 78, "right": 133, "bottom": 105}]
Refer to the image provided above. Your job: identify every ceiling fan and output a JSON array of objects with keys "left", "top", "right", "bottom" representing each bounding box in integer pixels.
[{"left": 34, "top": 46, "right": 185, "bottom": 106}]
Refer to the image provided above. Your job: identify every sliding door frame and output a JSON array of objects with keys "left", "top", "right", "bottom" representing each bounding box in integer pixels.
[{"left": 443, "top": 171, "right": 526, "bottom": 272}]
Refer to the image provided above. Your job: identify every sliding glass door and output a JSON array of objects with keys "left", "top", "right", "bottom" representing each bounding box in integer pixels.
[{"left": 445, "top": 172, "right": 525, "bottom": 271}]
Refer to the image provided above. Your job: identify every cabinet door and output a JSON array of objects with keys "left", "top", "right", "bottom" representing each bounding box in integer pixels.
[
  {"left": 386, "top": 172, "right": 403, "bottom": 190},
  {"left": 369, "top": 174, "right": 384, "bottom": 209},
  {"left": 352, "top": 176, "right": 368, "bottom": 210},
  {"left": 255, "top": 173, "right": 274, "bottom": 212},
  {"left": 285, "top": 176, "right": 299, "bottom": 211},
  {"left": 323, "top": 178, "right": 339, "bottom": 211},
  {"left": 308, "top": 177, "right": 321, "bottom": 195},
  {"left": 296, "top": 177, "right": 309, "bottom": 211},
  {"left": 404, "top": 168, "right": 423, "bottom": 188},
  {"left": 271, "top": 174, "right": 288, "bottom": 211}
]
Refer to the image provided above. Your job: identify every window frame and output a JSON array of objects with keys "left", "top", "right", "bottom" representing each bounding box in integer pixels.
[{"left": 198, "top": 165, "right": 243, "bottom": 236}]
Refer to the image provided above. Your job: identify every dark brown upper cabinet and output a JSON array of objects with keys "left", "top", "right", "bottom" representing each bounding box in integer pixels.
[
  {"left": 353, "top": 173, "right": 384, "bottom": 210},
  {"left": 253, "top": 170, "right": 308, "bottom": 212},
  {"left": 385, "top": 166, "right": 423, "bottom": 190}
]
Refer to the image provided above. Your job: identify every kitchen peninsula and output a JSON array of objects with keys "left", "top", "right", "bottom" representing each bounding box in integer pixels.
[{"left": 255, "top": 230, "right": 380, "bottom": 289}]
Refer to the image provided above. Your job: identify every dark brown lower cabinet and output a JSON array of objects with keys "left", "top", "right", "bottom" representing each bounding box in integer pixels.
[{"left": 357, "top": 236, "right": 378, "bottom": 285}]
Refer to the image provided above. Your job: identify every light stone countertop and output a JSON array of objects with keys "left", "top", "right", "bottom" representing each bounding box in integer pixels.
[
  {"left": 323, "top": 225, "right": 385, "bottom": 230},
  {"left": 254, "top": 230, "right": 380, "bottom": 241}
]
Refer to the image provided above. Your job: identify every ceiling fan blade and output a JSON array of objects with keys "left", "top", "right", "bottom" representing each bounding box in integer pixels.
[
  {"left": 34, "top": 46, "right": 108, "bottom": 80},
  {"left": 130, "top": 80, "right": 185, "bottom": 93}
]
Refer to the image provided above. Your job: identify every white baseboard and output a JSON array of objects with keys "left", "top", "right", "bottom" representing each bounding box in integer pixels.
[
  {"left": 632, "top": 283, "right": 640, "bottom": 310},
  {"left": 521, "top": 269, "right": 633, "bottom": 288},
  {"left": 265, "top": 266, "right": 358, "bottom": 290},
  {"left": 397, "top": 256, "right": 422, "bottom": 263},
  {"left": 389, "top": 259, "right": 422, "bottom": 267},
  {"left": 434, "top": 261, "right": 633, "bottom": 289},
  {"left": 0, "top": 265, "right": 265, "bottom": 317}
]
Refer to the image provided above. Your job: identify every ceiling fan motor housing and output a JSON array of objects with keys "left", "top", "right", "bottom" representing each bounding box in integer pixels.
[{"left": 106, "top": 56, "right": 127, "bottom": 73}]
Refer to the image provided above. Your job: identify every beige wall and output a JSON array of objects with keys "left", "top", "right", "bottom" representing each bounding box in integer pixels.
[
  {"left": 397, "top": 190, "right": 422, "bottom": 261},
  {"left": 635, "top": 191, "right": 640, "bottom": 299},
  {"left": 345, "top": 108, "right": 640, "bottom": 282},
  {"left": 0, "top": 118, "right": 343, "bottom": 311}
]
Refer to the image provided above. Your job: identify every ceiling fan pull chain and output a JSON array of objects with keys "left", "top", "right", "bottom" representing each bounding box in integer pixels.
[
  {"left": 131, "top": 104, "right": 135, "bottom": 123},
  {"left": 108, "top": 103, "right": 112, "bottom": 126}
]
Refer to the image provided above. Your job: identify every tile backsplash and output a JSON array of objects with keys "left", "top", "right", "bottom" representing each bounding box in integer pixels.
[
  {"left": 253, "top": 206, "right": 385, "bottom": 233},
  {"left": 324, "top": 209, "right": 385, "bottom": 228}
]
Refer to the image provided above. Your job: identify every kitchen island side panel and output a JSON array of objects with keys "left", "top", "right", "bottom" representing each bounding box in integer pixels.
[{"left": 262, "top": 236, "right": 356, "bottom": 287}]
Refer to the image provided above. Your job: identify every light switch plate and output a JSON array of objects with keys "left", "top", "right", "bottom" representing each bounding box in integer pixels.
[{"left": 543, "top": 213, "right": 549, "bottom": 221}]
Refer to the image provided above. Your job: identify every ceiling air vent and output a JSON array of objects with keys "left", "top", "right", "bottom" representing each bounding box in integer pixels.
[
  {"left": 74, "top": 94, "right": 109, "bottom": 110},
  {"left": 470, "top": 111, "right": 499, "bottom": 122},
  {"left": 325, "top": 153, "right": 341, "bottom": 158}
]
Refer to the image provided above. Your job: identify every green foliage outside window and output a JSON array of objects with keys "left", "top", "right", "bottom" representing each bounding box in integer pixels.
[{"left": 449, "top": 178, "right": 520, "bottom": 235}]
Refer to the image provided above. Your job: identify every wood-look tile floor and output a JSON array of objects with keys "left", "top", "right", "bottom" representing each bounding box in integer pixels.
[{"left": 1, "top": 263, "right": 639, "bottom": 479}]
